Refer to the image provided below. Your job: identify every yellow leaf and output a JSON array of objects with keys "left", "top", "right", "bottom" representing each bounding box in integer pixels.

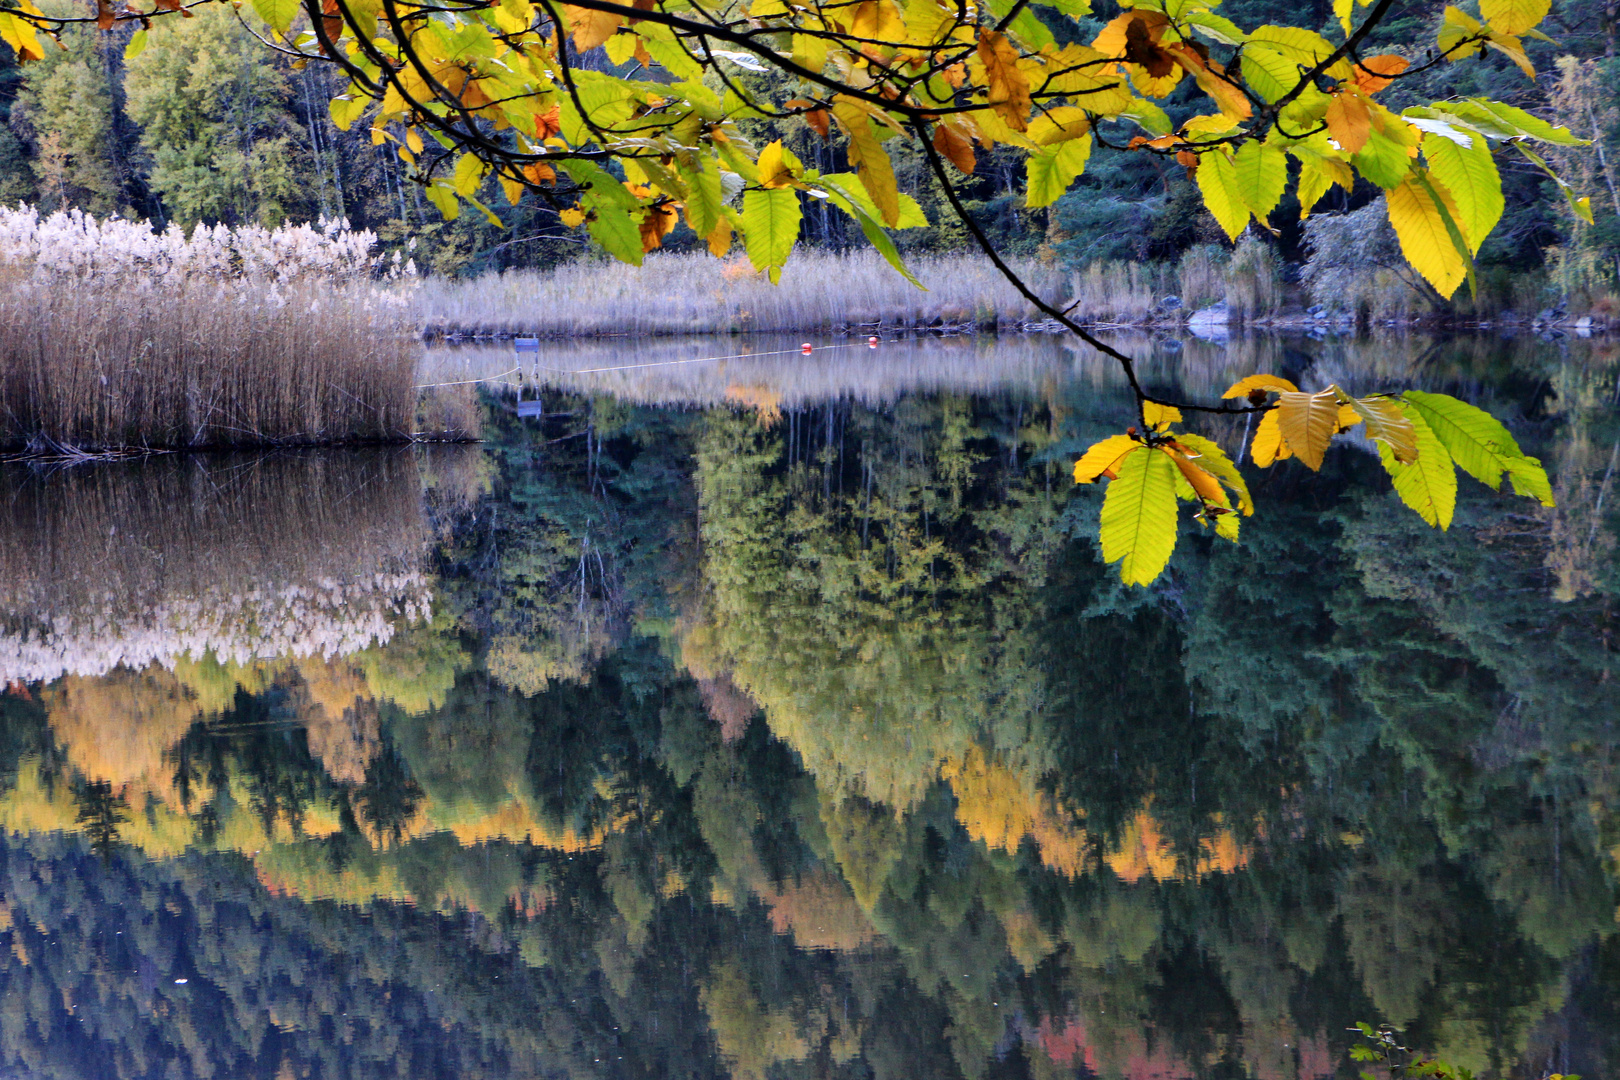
[
  {"left": 1386, "top": 171, "right": 1468, "bottom": 299},
  {"left": 1098, "top": 445, "right": 1179, "bottom": 587},
  {"left": 1336, "top": 402, "right": 1362, "bottom": 429},
  {"left": 1350, "top": 394, "right": 1419, "bottom": 463},
  {"left": 1223, "top": 373, "right": 1299, "bottom": 398},
  {"left": 1480, "top": 0, "right": 1549, "bottom": 36},
  {"left": 756, "top": 141, "right": 796, "bottom": 188},
  {"left": 977, "top": 28, "right": 1031, "bottom": 132},
  {"left": 1250, "top": 409, "right": 1292, "bottom": 467},
  {"left": 499, "top": 171, "right": 525, "bottom": 206},
  {"left": 1212, "top": 508, "right": 1240, "bottom": 541},
  {"left": 1074, "top": 434, "right": 1140, "bottom": 483},
  {"left": 559, "top": 207, "right": 587, "bottom": 227},
  {"left": 832, "top": 98, "right": 900, "bottom": 226},
  {"left": 563, "top": 5, "right": 621, "bottom": 51},
  {"left": 1232, "top": 141, "right": 1287, "bottom": 221},
  {"left": 1274, "top": 389, "right": 1341, "bottom": 471},
  {"left": 1026, "top": 106, "right": 1091, "bottom": 146},
  {"left": 707, "top": 218, "right": 733, "bottom": 258},
  {"left": 1143, "top": 401, "right": 1180, "bottom": 431}
]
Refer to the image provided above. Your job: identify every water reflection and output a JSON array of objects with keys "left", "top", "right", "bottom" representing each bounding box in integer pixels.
[{"left": 0, "top": 336, "right": 1614, "bottom": 1080}]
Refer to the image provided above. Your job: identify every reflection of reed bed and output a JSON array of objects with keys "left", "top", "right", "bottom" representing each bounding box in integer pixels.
[
  {"left": 415, "top": 250, "right": 1063, "bottom": 337},
  {"left": 0, "top": 451, "right": 463, "bottom": 683}
]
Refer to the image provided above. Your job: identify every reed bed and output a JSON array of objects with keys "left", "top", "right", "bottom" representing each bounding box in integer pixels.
[
  {"left": 0, "top": 448, "right": 479, "bottom": 684},
  {"left": 0, "top": 206, "right": 428, "bottom": 451},
  {"left": 415, "top": 250, "right": 1066, "bottom": 337}
]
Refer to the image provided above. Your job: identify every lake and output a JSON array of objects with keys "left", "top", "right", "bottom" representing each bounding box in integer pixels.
[{"left": 0, "top": 331, "right": 1614, "bottom": 1080}]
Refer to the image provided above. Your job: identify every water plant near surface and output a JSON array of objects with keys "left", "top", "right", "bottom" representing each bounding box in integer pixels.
[{"left": 0, "top": 205, "right": 431, "bottom": 452}]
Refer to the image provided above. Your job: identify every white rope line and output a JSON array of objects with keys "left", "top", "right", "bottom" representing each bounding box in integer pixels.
[{"left": 541, "top": 341, "right": 867, "bottom": 375}]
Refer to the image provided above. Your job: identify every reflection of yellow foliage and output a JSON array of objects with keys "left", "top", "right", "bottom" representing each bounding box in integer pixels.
[
  {"left": 700, "top": 962, "right": 811, "bottom": 1080},
  {"left": 1103, "top": 810, "right": 1251, "bottom": 883},
  {"left": 43, "top": 667, "right": 202, "bottom": 798},
  {"left": 1103, "top": 812, "right": 1180, "bottom": 884},
  {"left": 723, "top": 385, "right": 782, "bottom": 427},
  {"left": 438, "top": 797, "right": 603, "bottom": 852},
  {"left": 942, "top": 747, "right": 1092, "bottom": 878}
]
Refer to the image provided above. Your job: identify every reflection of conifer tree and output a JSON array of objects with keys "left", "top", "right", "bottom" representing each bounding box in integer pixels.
[
  {"left": 353, "top": 742, "right": 423, "bottom": 845},
  {"left": 72, "top": 778, "right": 128, "bottom": 859}
]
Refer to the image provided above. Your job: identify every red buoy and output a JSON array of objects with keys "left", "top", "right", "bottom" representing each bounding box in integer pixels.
[
  {"left": 868, "top": 336, "right": 879, "bottom": 348},
  {"left": 801, "top": 342, "right": 813, "bottom": 354}
]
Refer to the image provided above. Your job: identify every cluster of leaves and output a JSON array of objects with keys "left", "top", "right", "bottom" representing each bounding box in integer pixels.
[
  {"left": 0, "top": 0, "right": 1591, "bottom": 296},
  {"left": 1075, "top": 374, "right": 1553, "bottom": 587}
]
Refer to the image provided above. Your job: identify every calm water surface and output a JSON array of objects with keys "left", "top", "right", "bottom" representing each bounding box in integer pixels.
[{"left": 0, "top": 332, "right": 1615, "bottom": 1080}]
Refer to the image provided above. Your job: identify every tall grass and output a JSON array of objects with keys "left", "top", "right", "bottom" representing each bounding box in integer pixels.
[
  {"left": 1063, "top": 261, "right": 1178, "bottom": 322},
  {"left": 415, "top": 249, "right": 1065, "bottom": 336},
  {"left": 0, "top": 206, "right": 430, "bottom": 451}
]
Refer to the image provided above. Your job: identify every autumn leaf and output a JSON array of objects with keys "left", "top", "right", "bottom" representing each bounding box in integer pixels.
[
  {"left": 564, "top": 5, "right": 622, "bottom": 51},
  {"left": 1074, "top": 434, "right": 1140, "bottom": 483},
  {"left": 1402, "top": 390, "right": 1553, "bottom": 504},
  {"left": 1325, "top": 91, "right": 1372, "bottom": 153},
  {"left": 1274, "top": 389, "right": 1340, "bottom": 471},
  {"left": 1250, "top": 409, "right": 1292, "bottom": 467},
  {"left": 976, "top": 28, "right": 1032, "bottom": 132},
  {"left": 1348, "top": 393, "right": 1419, "bottom": 463},
  {"left": 1142, "top": 401, "right": 1180, "bottom": 431},
  {"left": 1223, "top": 374, "right": 1299, "bottom": 398},
  {"left": 1171, "top": 432, "right": 1253, "bottom": 514},
  {"left": 933, "top": 122, "right": 976, "bottom": 174},
  {"left": 1352, "top": 55, "right": 1409, "bottom": 94},
  {"left": 1165, "top": 448, "right": 1228, "bottom": 507},
  {"left": 832, "top": 98, "right": 901, "bottom": 226}
]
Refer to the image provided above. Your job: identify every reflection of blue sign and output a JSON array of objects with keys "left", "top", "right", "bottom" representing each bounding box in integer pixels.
[
  {"left": 514, "top": 337, "right": 540, "bottom": 352},
  {"left": 515, "top": 399, "right": 545, "bottom": 418}
]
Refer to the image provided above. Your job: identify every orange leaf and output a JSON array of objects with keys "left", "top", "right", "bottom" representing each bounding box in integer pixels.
[
  {"left": 1325, "top": 91, "right": 1372, "bottom": 154},
  {"left": 639, "top": 204, "right": 677, "bottom": 252},
  {"left": 1352, "top": 54, "right": 1408, "bottom": 95},
  {"left": 933, "top": 123, "right": 976, "bottom": 174},
  {"left": 977, "top": 28, "right": 1031, "bottom": 132},
  {"left": 1166, "top": 449, "right": 1229, "bottom": 507}
]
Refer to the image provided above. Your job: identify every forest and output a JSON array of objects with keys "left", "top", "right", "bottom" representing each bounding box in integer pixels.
[{"left": 0, "top": 0, "right": 1617, "bottom": 316}]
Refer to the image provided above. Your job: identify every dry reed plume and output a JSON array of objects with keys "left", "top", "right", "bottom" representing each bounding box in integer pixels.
[
  {"left": 0, "top": 206, "right": 426, "bottom": 451},
  {"left": 0, "top": 448, "right": 480, "bottom": 683},
  {"left": 415, "top": 249, "right": 1067, "bottom": 337}
]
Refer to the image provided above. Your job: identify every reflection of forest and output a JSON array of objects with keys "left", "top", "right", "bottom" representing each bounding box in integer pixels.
[{"left": 0, "top": 342, "right": 1615, "bottom": 1080}]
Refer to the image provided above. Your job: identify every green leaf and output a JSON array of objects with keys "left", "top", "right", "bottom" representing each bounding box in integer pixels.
[
  {"left": 1025, "top": 137, "right": 1093, "bottom": 208},
  {"left": 1401, "top": 390, "right": 1550, "bottom": 505},
  {"left": 1421, "top": 129, "right": 1502, "bottom": 253},
  {"left": 1513, "top": 141, "right": 1594, "bottom": 223},
  {"left": 124, "top": 28, "right": 148, "bottom": 59},
  {"left": 586, "top": 205, "right": 645, "bottom": 265},
  {"left": 1098, "top": 445, "right": 1179, "bottom": 587},
  {"left": 1237, "top": 45, "right": 1299, "bottom": 104},
  {"left": 683, "top": 155, "right": 725, "bottom": 239},
  {"left": 1446, "top": 99, "right": 1588, "bottom": 146},
  {"left": 251, "top": 0, "right": 301, "bottom": 35},
  {"left": 1232, "top": 141, "right": 1287, "bottom": 222},
  {"left": 451, "top": 152, "right": 488, "bottom": 196},
  {"left": 1196, "top": 148, "right": 1249, "bottom": 241},
  {"left": 818, "top": 172, "right": 928, "bottom": 227},
  {"left": 819, "top": 179, "right": 925, "bottom": 289},
  {"left": 1352, "top": 127, "right": 1414, "bottom": 189},
  {"left": 742, "top": 186, "right": 801, "bottom": 283},
  {"left": 1378, "top": 401, "right": 1457, "bottom": 529}
]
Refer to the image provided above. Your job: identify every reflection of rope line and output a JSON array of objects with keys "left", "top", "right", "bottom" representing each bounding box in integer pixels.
[
  {"left": 413, "top": 366, "right": 520, "bottom": 389},
  {"left": 415, "top": 342, "right": 868, "bottom": 387},
  {"left": 541, "top": 342, "right": 866, "bottom": 375}
]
